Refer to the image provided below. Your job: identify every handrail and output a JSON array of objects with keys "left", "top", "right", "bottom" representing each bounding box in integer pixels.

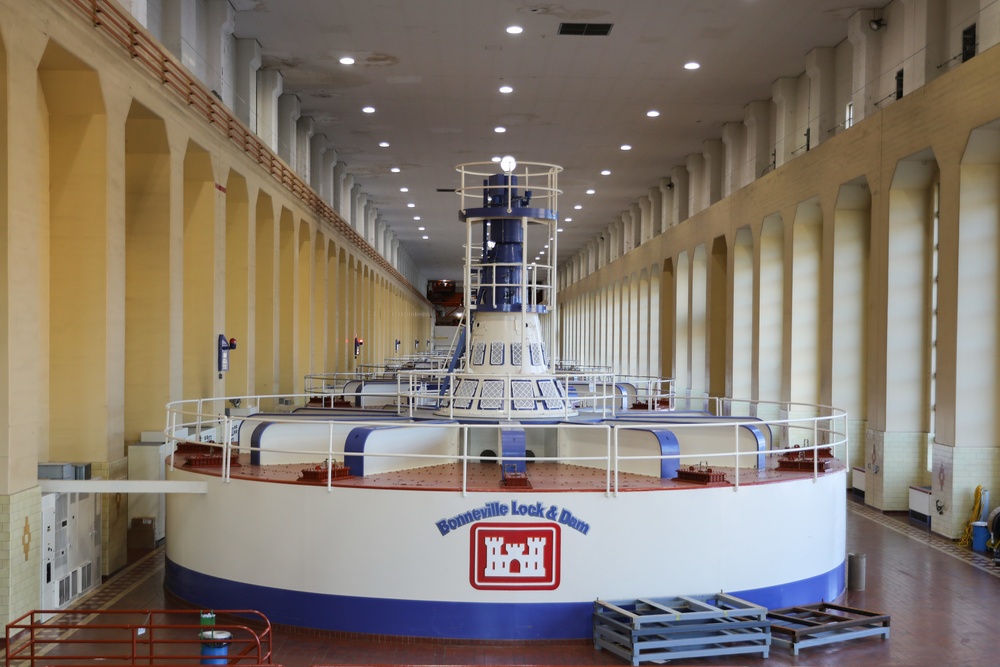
[
  {"left": 164, "top": 394, "right": 849, "bottom": 497},
  {"left": 62, "top": 0, "right": 430, "bottom": 306},
  {"left": 5, "top": 609, "right": 274, "bottom": 667}
]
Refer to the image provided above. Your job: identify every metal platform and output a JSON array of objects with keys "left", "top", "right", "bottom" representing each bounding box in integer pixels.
[
  {"left": 767, "top": 602, "right": 890, "bottom": 655},
  {"left": 593, "top": 593, "right": 770, "bottom": 665}
]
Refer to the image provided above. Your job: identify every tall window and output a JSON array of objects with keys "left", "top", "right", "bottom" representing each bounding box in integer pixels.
[
  {"left": 962, "top": 24, "right": 977, "bottom": 62},
  {"left": 844, "top": 101, "right": 853, "bottom": 130}
]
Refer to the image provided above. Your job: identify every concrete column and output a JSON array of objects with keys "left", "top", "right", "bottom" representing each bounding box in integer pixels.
[
  {"left": 309, "top": 134, "right": 326, "bottom": 195},
  {"left": 365, "top": 202, "right": 377, "bottom": 245},
  {"left": 772, "top": 77, "right": 798, "bottom": 168},
  {"left": 722, "top": 122, "right": 745, "bottom": 196},
  {"left": 334, "top": 162, "right": 347, "bottom": 214},
  {"left": 902, "top": 0, "right": 947, "bottom": 90},
  {"left": 296, "top": 116, "right": 314, "bottom": 178},
  {"left": 629, "top": 202, "right": 642, "bottom": 249},
  {"left": 234, "top": 38, "right": 261, "bottom": 129},
  {"left": 703, "top": 139, "right": 723, "bottom": 206},
  {"left": 204, "top": 0, "right": 236, "bottom": 107},
  {"left": 124, "top": 0, "right": 150, "bottom": 27},
  {"left": 321, "top": 149, "right": 337, "bottom": 206},
  {"left": 847, "top": 9, "right": 883, "bottom": 121},
  {"left": 647, "top": 187, "right": 662, "bottom": 240},
  {"left": 391, "top": 238, "right": 400, "bottom": 268},
  {"left": 806, "top": 47, "right": 837, "bottom": 149},
  {"left": 256, "top": 70, "right": 282, "bottom": 153},
  {"left": 670, "top": 166, "right": 689, "bottom": 223},
  {"left": 686, "top": 153, "right": 706, "bottom": 214},
  {"left": 982, "top": 0, "right": 1000, "bottom": 51},
  {"left": 744, "top": 100, "right": 772, "bottom": 180},
  {"left": 160, "top": 0, "right": 200, "bottom": 77},
  {"left": 350, "top": 185, "right": 363, "bottom": 233},
  {"left": 276, "top": 93, "right": 301, "bottom": 166},
  {"left": 659, "top": 178, "right": 674, "bottom": 231}
]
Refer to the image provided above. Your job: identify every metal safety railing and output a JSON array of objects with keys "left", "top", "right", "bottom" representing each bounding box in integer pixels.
[
  {"left": 164, "top": 393, "right": 848, "bottom": 497},
  {"left": 5, "top": 609, "right": 273, "bottom": 667}
]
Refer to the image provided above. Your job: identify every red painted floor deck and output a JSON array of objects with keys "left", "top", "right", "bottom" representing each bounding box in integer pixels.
[
  {"left": 7, "top": 498, "right": 1000, "bottom": 666},
  {"left": 173, "top": 457, "right": 839, "bottom": 492}
]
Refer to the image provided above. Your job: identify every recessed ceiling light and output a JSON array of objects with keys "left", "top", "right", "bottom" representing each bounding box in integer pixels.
[
  {"left": 586, "top": 189, "right": 595, "bottom": 195},
  {"left": 379, "top": 141, "right": 390, "bottom": 147},
  {"left": 400, "top": 188, "right": 409, "bottom": 193},
  {"left": 540, "top": 250, "right": 546, "bottom": 255},
  {"left": 339, "top": 56, "right": 355, "bottom": 65},
  {"left": 647, "top": 110, "right": 660, "bottom": 117},
  {"left": 413, "top": 216, "right": 421, "bottom": 221},
  {"left": 601, "top": 169, "right": 611, "bottom": 176},
  {"left": 407, "top": 203, "right": 416, "bottom": 208},
  {"left": 574, "top": 204, "right": 582, "bottom": 210},
  {"left": 499, "top": 85, "right": 514, "bottom": 94},
  {"left": 564, "top": 217, "right": 573, "bottom": 222},
  {"left": 491, "top": 156, "right": 502, "bottom": 162},
  {"left": 362, "top": 106, "right": 376, "bottom": 113},
  {"left": 557, "top": 228, "right": 563, "bottom": 232},
  {"left": 620, "top": 144, "right": 632, "bottom": 151},
  {"left": 494, "top": 126, "right": 506, "bottom": 133},
  {"left": 506, "top": 26, "right": 523, "bottom": 34},
  {"left": 544, "top": 244, "right": 549, "bottom": 248},
  {"left": 391, "top": 167, "right": 401, "bottom": 173},
  {"left": 418, "top": 226, "right": 425, "bottom": 231},
  {"left": 684, "top": 61, "right": 701, "bottom": 70},
  {"left": 422, "top": 235, "right": 429, "bottom": 240}
]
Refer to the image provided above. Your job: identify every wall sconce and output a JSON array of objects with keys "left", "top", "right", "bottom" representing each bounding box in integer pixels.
[{"left": 869, "top": 18, "right": 886, "bottom": 31}]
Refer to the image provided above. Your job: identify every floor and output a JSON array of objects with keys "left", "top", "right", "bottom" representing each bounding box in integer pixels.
[{"left": 6, "top": 497, "right": 1000, "bottom": 667}]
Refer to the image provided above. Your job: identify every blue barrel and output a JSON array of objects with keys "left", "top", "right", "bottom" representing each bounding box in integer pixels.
[
  {"left": 971, "top": 521, "right": 989, "bottom": 552},
  {"left": 199, "top": 630, "right": 231, "bottom": 665}
]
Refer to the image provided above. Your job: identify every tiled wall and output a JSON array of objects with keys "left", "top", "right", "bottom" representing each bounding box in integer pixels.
[
  {"left": 0, "top": 488, "right": 41, "bottom": 626},
  {"left": 865, "top": 429, "right": 932, "bottom": 511},
  {"left": 931, "top": 444, "right": 1000, "bottom": 540}
]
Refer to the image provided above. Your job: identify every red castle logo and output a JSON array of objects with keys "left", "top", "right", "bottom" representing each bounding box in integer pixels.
[{"left": 469, "top": 523, "right": 560, "bottom": 590}]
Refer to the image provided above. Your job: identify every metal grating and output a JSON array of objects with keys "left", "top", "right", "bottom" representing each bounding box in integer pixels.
[
  {"left": 472, "top": 342, "right": 486, "bottom": 366},
  {"left": 490, "top": 341, "right": 505, "bottom": 365},
  {"left": 538, "top": 379, "right": 564, "bottom": 410},
  {"left": 511, "top": 380, "right": 537, "bottom": 410},
  {"left": 511, "top": 343, "right": 522, "bottom": 366},
  {"left": 558, "top": 22, "right": 613, "bottom": 36},
  {"left": 479, "top": 379, "right": 505, "bottom": 410},
  {"left": 530, "top": 343, "right": 543, "bottom": 366},
  {"left": 453, "top": 379, "right": 479, "bottom": 410}
]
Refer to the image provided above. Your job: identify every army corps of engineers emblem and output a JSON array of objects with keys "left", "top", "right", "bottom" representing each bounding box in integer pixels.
[{"left": 469, "top": 522, "right": 560, "bottom": 590}]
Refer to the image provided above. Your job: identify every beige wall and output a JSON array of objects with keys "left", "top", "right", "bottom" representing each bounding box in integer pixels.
[
  {"left": 0, "top": 0, "right": 432, "bottom": 625},
  {"left": 560, "top": 33, "right": 1000, "bottom": 538}
]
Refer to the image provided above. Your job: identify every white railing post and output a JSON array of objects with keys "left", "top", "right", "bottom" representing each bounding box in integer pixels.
[{"left": 733, "top": 423, "right": 740, "bottom": 491}]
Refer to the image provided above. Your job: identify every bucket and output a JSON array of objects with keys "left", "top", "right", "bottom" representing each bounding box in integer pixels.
[
  {"left": 199, "top": 630, "right": 231, "bottom": 665},
  {"left": 847, "top": 552, "right": 866, "bottom": 591},
  {"left": 971, "top": 521, "right": 989, "bottom": 552}
]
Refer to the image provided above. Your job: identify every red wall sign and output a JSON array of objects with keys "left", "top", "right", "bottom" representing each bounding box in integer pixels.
[{"left": 469, "top": 523, "right": 560, "bottom": 590}]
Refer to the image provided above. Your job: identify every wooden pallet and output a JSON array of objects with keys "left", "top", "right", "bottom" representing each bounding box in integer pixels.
[
  {"left": 594, "top": 593, "right": 770, "bottom": 665},
  {"left": 767, "top": 602, "right": 890, "bottom": 655}
]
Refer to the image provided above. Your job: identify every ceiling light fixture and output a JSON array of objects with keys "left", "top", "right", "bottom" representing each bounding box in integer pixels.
[
  {"left": 620, "top": 144, "right": 632, "bottom": 151},
  {"left": 557, "top": 228, "right": 563, "bottom": 232},
  {"left": 564, "top": 217, "right": 573, "bottom": 222},
  {"left": 494, "top": 126, "right": 506, "bottom": 133},
  {"left": 413, "top": 216, "right": 421, "bottom": 221},
  {"left": 491, "top": 156, "right": 502, "bottom": 162},
  {"left": 418, "top": 226, "right": 425, "bottom": 231},
  {"left": 601, "top": 169, "right": 611, "bottom": 176},
  {"left": 869, "top": 17, "right": 886, "bottom": 31},
  {"left": 400, "top": 187, "right": 409, "bottom": 192},
  {"left": 574, "top": 204, "right": 582, "bottom": 210},
  {"left": 362, "top": 106, "right": 375, "bottom": 113},
  {"left": 684, "top": 61, "right": 701, "bottom": 70},
  {"left": 422, "top": 235, "right": 429, "bottom": 240},
  {"left": 500, "top": 155, "right": 517, "bottom": 173},
  {"left": 506, "top": 26, "right": 523, "bottom": 34},
  {"left": 499, "top": 85, "right": 513, "bottom": 94},
  {"left": 379, "top": 141, "right": 390, "bottom": 147},
  {"left": 647, "top": 110, "right": 660, "bottom": 117},
  {"left": 391, "top": 167, "right": 401, "bottom": 173},
  {"left": 407, "top": 203, "right": 416, "bottom": 208},
  {"left": 586, "top": 189, "right": 595, "bottom": 195},
  {"left": 339, "top": 56, "right": 355, "bottom": 65}
]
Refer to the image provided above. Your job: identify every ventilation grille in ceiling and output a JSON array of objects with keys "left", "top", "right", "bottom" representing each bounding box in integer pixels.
[{"left": 558, "top": 23, "right": 613, "bottom": 36}]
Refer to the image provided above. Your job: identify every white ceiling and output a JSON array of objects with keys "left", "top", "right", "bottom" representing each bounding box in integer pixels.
[{"left": 232, "top": 0, "right": 875, "bottom": 284}]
